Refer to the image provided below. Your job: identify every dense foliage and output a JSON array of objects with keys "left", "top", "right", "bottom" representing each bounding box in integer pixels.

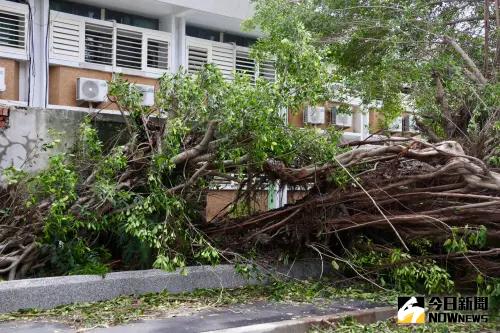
[{"left": 248, "top": 0, "right": 500, "bottom": 163}]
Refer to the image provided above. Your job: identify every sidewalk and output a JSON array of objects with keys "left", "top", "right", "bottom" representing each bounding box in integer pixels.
[{"left": 0, "top": 299, "right": 390, "bottom": 333}]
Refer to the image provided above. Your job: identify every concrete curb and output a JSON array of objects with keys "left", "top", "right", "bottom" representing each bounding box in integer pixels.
[
  {"left": 203, "top": 306, "right": 394, "bottom": 333},
  {"left": 0, "top": 261, "right": 328, "bottom": 313}
]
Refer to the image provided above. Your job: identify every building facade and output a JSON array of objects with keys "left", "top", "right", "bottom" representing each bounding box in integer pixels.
[
  {"left": 0, "top": 0, "right": 263, "bottom": 107},
  {"left": 0, "top": 0, "right": 369, "bottom": 132}
]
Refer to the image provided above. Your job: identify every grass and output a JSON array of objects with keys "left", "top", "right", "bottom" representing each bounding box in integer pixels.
[{"left": 0, "top": 279, "right": 396, "bottom": 329}]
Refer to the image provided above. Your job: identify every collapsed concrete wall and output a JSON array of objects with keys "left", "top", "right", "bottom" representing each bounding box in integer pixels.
[{"left": 0, "top": 107, "right": 124, "bottom": 175}]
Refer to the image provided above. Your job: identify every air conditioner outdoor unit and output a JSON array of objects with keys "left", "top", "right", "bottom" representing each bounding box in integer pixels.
[
  {"left": 77, "top": 78, "right": 108, "bottom": 103},
  {"left": 135, "top": 84, "right": 155, "bottom": 106},
  {"left": 0, "top": 67, "right": 5, "bottom": 92},
  {"left": 304, "top": 106, "right": 325, "bottom": 124},
  {"left": 389, "top": 116, "right": 403, "bottom": 132},
  {"left": 332, "top": 107, "right": 352, "bottom": 127}
]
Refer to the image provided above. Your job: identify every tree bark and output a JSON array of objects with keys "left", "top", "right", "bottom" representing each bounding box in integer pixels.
[
  {"left": 484, "top": 0, "right": 491, "bottom": 77},
  {"left": 433, "top": 72, "right": 455, "bottom": 137},
  {"left": 495, "top": 0, "right": 500, "bottom": 76}
]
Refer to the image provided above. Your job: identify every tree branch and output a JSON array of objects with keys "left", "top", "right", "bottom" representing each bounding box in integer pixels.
[
  {"left": 415, "top": 117, "right": 441, "bottom": 142},
  {"left": 443, "top": 36, "right": 488, "bottom": 84},
  {"left": 171, "top": 121, "right": 218, "bottom": 165},
  {"left": 167, "top": 162, "right": 210, "bottom": 194}
]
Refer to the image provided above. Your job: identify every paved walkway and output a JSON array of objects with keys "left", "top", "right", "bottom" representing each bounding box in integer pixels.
[{"left": 0, "top": 299, "right": 382, "bottom": 333}]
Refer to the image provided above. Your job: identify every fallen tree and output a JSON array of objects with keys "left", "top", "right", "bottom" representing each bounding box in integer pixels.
[{"left": 0, "top": 66, "right": 498, "bottom": 299}]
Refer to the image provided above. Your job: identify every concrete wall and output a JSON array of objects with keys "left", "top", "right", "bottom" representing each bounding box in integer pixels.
[
  {"left": 49, "top": 66, "right": 158, "bottom": 108},
  {"left": 0, "top": 58, "right": 20, "bottom": 101},
  {"left": 0, "top": 107, "right": 123, "bottom": 173}
]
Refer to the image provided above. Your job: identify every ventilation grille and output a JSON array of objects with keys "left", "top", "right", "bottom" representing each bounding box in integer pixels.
[
  {"left": 147, "top": 39, "right": 169, "bottom": 70},
  {"left": 0, "top": 9, "right": 25, "bottom": 50},
  {"left": 235, "top": 50, "right": 256, "bottom": 80},
  {"left": 85, "top": 23, "right": 113, "bottom": 65},
  {"left": 50, "top": 19, "right": 80, "bottom": 58},
  {"left": 212, "top": 44, "right": 235, "bottom": 80},
  {"left": 188, "top": 45, "right": 209, "bottom": 74},
  {"left": 116, "top": 29, "right": 142, "bottom": 70}
]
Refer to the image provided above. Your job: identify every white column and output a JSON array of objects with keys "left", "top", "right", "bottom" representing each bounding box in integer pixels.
[
  {"left": 159, "top": 15, "right": 177, "bottom": 71},
  {"left": 275, "top": 107, "right": 288, "bottom": 208},
  {"left": 276, "top": 183, "right": 288, "bottom": 208},
  {"left": 360, "top": 106, "right": 370, "bottom": 140},
  {"left": 175, "top": 17, "right": 186, "bottom": 70},
  {"left": 352, "top": 106, "right": 362, "bottom": 133},
  {"left": 28, "top": 0, "right": 49, "bottom": 107}
]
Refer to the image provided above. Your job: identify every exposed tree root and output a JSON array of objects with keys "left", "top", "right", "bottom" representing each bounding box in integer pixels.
[{"left": 206, "top": 139, "right": 500, "bottom": 289}]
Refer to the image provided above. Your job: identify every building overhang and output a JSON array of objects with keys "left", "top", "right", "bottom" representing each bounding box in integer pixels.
[{"left": 68, "top": 0, "right": 260, "bottom": 36}]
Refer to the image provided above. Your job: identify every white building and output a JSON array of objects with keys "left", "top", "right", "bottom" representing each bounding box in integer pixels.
[{"left": 0, "top": 0, "right": 269, "bottom": 108}]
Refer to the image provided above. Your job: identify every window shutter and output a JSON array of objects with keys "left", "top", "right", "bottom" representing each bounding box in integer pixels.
[
  {"left": 211, "top": 43, "right": 235, "bottom": 80},
  {"left": 85, "top": 23, "right": 113, "bottom": 65},
  {"left": 49, "top": 11, "right": 171, "bottom": 74},
  {"left": 235, "top": 49, "right": 256, "bottom": 81},
  {"left": 187, "top": 44, "right": 209, "bottom": 74},
  {"left": 116, "top": 28, "right": 142, "bottom": 70},
  {"left": 50, "top": 17, "right": 83, "bottom": 61},
  {"left": 0, "top": 7, "right": 26, "bottom": 51},
  {"left": 147, "top": 38, "right": 169, "bottom": 70},
  {"left": 258, "top": 60, "right": 276, "bottom": 82}
]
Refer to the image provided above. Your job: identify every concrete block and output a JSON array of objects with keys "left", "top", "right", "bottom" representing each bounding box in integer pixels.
[{"left": 0, "top": 261, "right": 328, "bottom": 313}]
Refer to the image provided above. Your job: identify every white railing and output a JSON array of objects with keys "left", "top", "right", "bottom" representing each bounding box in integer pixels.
[
  {"left": 49, "top": 11, "right": 172, "bottom": 76},
  {"left": 0, "top": 0, "right": 29, "bottom": 60},
  {"left": 186, "top": 37, "right": 276, "bottom": 82}
]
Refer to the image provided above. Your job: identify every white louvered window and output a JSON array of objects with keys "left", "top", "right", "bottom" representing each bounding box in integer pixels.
[
  {"left": 0, "top": 9, "right": 25, "bottom": 50},
  {"left": 50, "top": 18, "right": 81, "bottom": 59},
  {"left": 49, "top": 11, "right": 171, "bottom": 75},
  {"left": 0, "top": 2, "right": 28, "bottom": 58},
  {"left": 258, "top": 60, "right": 276, "bottom": 82},
  {"left": 235, "top": 49, "right": 256, "bottom": 81},
  {"left": 185, "top": 38, "right": 276, "bottom": 83},
  {"left": 187, "top": 45, "right": 209, "bottom": 74},
  {"left": 116, "top": 29, "right": 142, "bottom": 70},
  {"left": 147, "top": 39, "right": 169, "bottom": 70},
  {"left": 85, "top": 23, "right": 113, "bottom": 66},
  {"left": 211, "top": 44, "right": 235, "bottom": 80}
]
